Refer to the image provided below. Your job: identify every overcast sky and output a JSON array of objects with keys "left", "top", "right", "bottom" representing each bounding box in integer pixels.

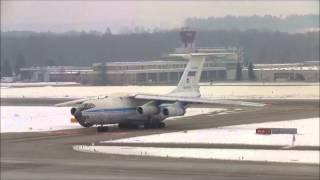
[{"left": 1, "top": 1, "right": 319, "bottom": 33}]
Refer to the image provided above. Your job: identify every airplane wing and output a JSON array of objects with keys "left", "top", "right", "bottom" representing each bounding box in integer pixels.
[
  {"left": 132, "top": 94, "right": 265, "bottom": 107},
  {"left": 55, "top": 97, "right": 95, "bottom": 107}
]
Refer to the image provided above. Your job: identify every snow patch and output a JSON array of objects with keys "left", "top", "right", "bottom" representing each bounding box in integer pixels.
[
  {"left": 0, "top": 106, "right": 79, "bottom": 132},
  {"left": 1, "top": 85, "right": 319, "bottom": 99},
  {"left": 82, "top": 118, "right": 320, "bottom": 164},
  {"left": 73, "top": 145, "right": 319, "bottom": 164},
  {"left": 1, "top": 82, "right": 80, "bottom": 88},
  {"left": 107, "top": 118, "right": 320, "bottom": 147}
]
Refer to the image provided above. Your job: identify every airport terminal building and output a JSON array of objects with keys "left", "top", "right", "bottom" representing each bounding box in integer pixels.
[
  {"left": 94, "top": 48, "right": 239, "bottom": 85},
  {"left": 20, "top": 47, "right": 242, "bottom": 85},
  {"left": 19, "top": 48, "right": 319, "bottom": 85},
  {"left": 242, "top": 61, "right": 319, "bottom": 82}
]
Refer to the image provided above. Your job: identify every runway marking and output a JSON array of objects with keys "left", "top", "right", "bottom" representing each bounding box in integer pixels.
[
  {"left": 91, "top": 142, "right": 319, "bottom": 151},
  {"left": 5, "top": 133, "right": 82, "bottom": 143},
  {"left": 282, "top": 145, "right": 296, "bottom": 149},
  {"left": 4, "top": 128, "right": 135, "bottom": 143},
  {"left": 96, "top": 132, "right": 129, "bottom": 136},
  {"left": 46, "top": 131, "right": 82, "bottom": 136},
  {"left": 1, "top": 159, "right": 33, "bottom": 164}
]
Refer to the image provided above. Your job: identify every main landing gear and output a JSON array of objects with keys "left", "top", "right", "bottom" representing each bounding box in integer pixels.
[
  {"left": 118, "top": 121, "right": 166, "bottom": 129},
  {"left": 118, "top": 123, "right": 139, "bottom": 129},
  {"left": 97, "top": 125, "right": 109, "bottom": 132},
  {"left": 144, "top": 122, "right": 166, "bottom": 129}
]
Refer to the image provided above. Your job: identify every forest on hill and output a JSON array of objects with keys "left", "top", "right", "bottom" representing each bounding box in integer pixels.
[
  {"left": 1, "top": 14, "right": 319, "bottom": 71},
  {"left": 1, "top": 30, "right": 318, "bottom": 68},
  {"left": 185, "top": 14, "right": 319, "bottom": 32}
]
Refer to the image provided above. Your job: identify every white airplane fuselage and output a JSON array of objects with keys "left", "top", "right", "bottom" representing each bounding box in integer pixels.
[{"left": 73, "top": 96, "right": 169, "bottom": 126}]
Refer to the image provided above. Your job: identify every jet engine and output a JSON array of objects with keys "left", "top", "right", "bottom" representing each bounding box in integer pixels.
[
  {"left": 71, "top": 107, "right": 77, "bottom": 115},
  {"left": 70, "top": 103, "right": 95, "bottom": 116},
  {"left": 70, "top": 103, "right": 96, "bottom": 128},
  {"left": 162, "top": 102, "right": 186, "bottom": 117},
  {"left": 136, "top": 103, "right": 160, "bottom": 116}
]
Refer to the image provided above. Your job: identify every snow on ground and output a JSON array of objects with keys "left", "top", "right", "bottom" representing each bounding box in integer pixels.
[
  {"left": 1, "top": 82, "right": 80, "bottom": 88},
  {"left": 201, "top": 85, "right": 319, "bottom": 99},
  {"left": 199, "top": 82, "right": 320, "bottom": 86},
  {"left": 1, "top": 85, "right": 319, "bottom": 99},
  {"left": 73, "top": 145, "right": 319, "bottom": 164},
  {"left": 107, "top": 118, "right": 320, "bottom": 147},
  {"left": 0, "top": 106, "right": 224, "bottom": 133},
  {"left": 74, "top": 118, "right": 320, "bottom": 164},
  {"left": 0, "top": 106, "right": 79, "bottom": 132}
]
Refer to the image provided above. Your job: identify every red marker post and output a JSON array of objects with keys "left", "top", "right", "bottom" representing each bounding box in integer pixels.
[{"left": 256, "top": 128, "right": 272, "bottom": 135}]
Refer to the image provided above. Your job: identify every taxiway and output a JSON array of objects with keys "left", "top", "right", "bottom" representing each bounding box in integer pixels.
[{"left": 1, "top": 99, "right": 319, "bottom": 180}]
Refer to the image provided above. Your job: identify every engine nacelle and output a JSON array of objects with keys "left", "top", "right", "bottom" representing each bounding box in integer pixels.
[
  {"left": 71, "top": 103, "right": 95, "bottom": 116},
  {"left": 70, "top": 107, "right": 77, "bottom": 115},
  {"left": 136, "top": 103, "right": 160, "bottom": 116},
  {"left": 162, "top": 102, "right": 186, "bottom": 117}
]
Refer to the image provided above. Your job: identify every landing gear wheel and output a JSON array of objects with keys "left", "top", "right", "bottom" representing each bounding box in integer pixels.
[
  {"left": 144, "top": 122, "right": 166, "bottom": 129},
  {"left": 118, "top": 123, "right": 139, "bottom": 129},
  {"left": 159, "top": 122, "right": 166, "bottom": 128},
  {"left": 118, "top": 123, "right": 126, "bottom": 129},
  {"left": 97, "top": 126, "right": 109, "bottom": 132},
  {"left": 144, "top": 123, "right": 150, "bottom": 129}
]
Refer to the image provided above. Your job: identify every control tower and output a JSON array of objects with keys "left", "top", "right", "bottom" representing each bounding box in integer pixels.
[{"left": 179, "top": 27, "right": 196, "bottom": 49}]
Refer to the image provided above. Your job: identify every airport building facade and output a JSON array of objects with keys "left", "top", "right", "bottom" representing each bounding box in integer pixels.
[
  {"left": 20, "top": 66, "right": 93, "bottom": 83},
  {"left": 20, "top": 47, "right": 242, "bottom": 85},
  {"left": 94, "top": 49, "right": 239, "bottom": 85},
  {"left": 242, "top": 61, "right": 319, "bottom": 82},
  {"left": 19, "top": 50, "right": 319, "bottom": 84}
]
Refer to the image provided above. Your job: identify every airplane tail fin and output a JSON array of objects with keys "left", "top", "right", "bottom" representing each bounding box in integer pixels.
[{"left": 169, "top": 54, "right": 206, "bottom": 97}]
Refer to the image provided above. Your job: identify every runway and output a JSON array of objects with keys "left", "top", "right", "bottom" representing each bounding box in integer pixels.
[{"left": 1, "top": 99, "right": 319, "bottom": 180}]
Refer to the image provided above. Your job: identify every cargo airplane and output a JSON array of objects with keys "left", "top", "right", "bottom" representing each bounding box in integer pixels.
[{"left": 56, "top": 53, "right": 265, "bottom": 131}]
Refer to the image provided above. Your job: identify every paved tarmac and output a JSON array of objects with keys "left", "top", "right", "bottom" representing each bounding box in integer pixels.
[{"left": 1, "top": 99, "right": 319, "bottom": 180}]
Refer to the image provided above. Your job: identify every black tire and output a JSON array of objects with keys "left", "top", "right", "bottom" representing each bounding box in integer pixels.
[
  {"left": 159, "top": 122, "right": 166, "bottom": 128},
  {"left": 118, "top": 123, "right": 127, "bottom": 129},
  {"left": 97, "top": 126, "right": 109, "bottom": 132},
  {"left": 144, "top": 122, "right": 150, "bottom": 129},
  {"left": 119, "top": 123, "right": 139, "bottom": 129},
  {"left": 144, "top": 122, "right": 165, "bottom": 129}
]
